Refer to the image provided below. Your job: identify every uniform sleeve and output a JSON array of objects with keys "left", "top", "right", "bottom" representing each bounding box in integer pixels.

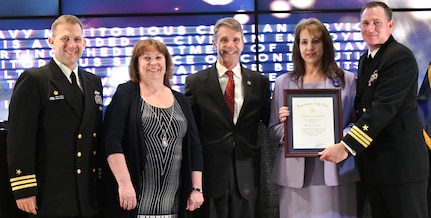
[
  {"left": 343, "top": 45, "right": 418, "bottom": 154},
  {"left": 7, "top": 71, "right": 41, "bottom": 199}
]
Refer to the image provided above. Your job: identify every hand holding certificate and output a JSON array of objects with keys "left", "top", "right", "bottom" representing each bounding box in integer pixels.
[
  {"left": 318, "top": 142, "right": 349, "bottom": 163},
  {"left": 284, "top": 89, "right": 342, "bottom": 157}
]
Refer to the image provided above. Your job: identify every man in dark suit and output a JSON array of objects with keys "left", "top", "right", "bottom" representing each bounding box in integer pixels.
[
  {"left": 185, "top": 17, "right": 270, "bottom": 218},
  {"left": 7, "top": 15, "right": 103, "bottom": 217},
  {"left": 319, "top": 1, "right": 429, "bottom": 218}
]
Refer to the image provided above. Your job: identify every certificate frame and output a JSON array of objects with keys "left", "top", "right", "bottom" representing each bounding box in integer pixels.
[{"left": 284, "top": 89, "right": 342, "bottom": 157}]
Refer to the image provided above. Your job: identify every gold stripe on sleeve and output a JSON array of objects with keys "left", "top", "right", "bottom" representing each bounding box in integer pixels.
[
  {"left": 423, "top": 129, "right": 431, "bottom": 150},
  {"left": 10, "top": 174, "right": 37, "bottom": 191},
  {"left": 11, "top": 183, "right": 38, "bottom": 191},
  {"left": 348, "top": 125, "right": 372, "bottom": 148},
  {"left": 11, "top": 178, "right": 37, "bottom": 187},
  {"left": 10, "top": 174, "right": 36, "bottom": 182}
]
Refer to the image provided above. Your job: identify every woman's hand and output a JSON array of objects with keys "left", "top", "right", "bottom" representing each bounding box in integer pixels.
[
  {"left": 118, "top": 183, "right": 137, "bottom": 210},
  {"left": 186, "top": 189, "right": 204, "bottom": 211},
  {"left": 279, "top": 106, "right": 290, "bottom": 123},
  {"left": 107, "top": 153, "right": 137, "bottom": 211}
]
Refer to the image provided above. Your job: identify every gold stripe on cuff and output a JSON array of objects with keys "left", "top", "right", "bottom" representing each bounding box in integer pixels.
[
  {"left": 348, "top": 125, "right": 372, "bottom": 148},
  {"left": 10, "top": 174, "right": 36, "bottom": 182},
  {"left": 10, "top": 174, "right": 37, "bottom": 191},
  {"left": 11, "top": 182, "right": 37, "bottom": 191}
]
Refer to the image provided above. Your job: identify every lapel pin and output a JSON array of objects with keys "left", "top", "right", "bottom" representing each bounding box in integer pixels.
[
  {"left": 247, "top": 81, "right": 252, "bottom": 86},
  {"left": 53, "top": 90, "right": 58, "bottom": 95},
  {"left": 332, "top": 77, "right": 341, "bottom": 87}
]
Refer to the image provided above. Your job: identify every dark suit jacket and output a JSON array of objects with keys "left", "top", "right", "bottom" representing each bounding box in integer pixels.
[
  {"left": 185, "top": 64, "right": 270, "bottom": 199},
  {"left": 102, "top": 82, "right": 203, "bottom": 218},
  {"left": 343, "top": 35, "right": 429, "bottom": 185},
  {"left": 7, "top": 59, "right": 103, "bottom": 216}
]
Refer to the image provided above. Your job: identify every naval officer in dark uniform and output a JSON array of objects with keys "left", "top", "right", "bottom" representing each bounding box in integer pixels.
[
  {"left": 319, "top": 2, "right": 429, "bottom": 218},
  {"left": 7, "top": 15, "right": 103, "bottom": 217}
]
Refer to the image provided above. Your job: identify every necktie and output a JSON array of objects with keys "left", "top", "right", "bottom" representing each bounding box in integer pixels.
[
  {"left": 70, "top": 71, "right": 82, "bottom": 94},
  {"left": 362, "top": 54, "right": 372, "bottom": 74},
  {"left": 70, "top": 71, "right": 84, "bottom": 116},
  {"left": 224, "top": 70, "right": 235, "bottom": 117}
]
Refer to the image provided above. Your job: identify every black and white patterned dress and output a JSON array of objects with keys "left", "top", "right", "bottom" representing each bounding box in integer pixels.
[{"left": 137, "top": 98, "right": 187, "bottom": 217}]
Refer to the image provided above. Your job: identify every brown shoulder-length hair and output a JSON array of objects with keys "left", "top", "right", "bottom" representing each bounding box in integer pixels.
[
  {"left": 291, "top": 18, "right": 345, "bottom": 87},
  {"left": 128, "top": 39, "right": 173, "bottom": 87}
]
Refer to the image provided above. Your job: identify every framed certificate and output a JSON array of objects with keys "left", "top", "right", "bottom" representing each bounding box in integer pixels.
[{"left": 284, "top": 89, "right": 342, "bottom": 157}]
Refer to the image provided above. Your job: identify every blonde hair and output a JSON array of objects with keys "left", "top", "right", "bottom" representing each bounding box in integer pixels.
[{"left": 51, "top": 15, "right": 84, "bottom": 37}]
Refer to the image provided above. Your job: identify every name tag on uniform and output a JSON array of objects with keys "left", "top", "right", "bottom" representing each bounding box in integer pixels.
[{"left": 49, "top": 95, "right": 65, "bottom": 101}]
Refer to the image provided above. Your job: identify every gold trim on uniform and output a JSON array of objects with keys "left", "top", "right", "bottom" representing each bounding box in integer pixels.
[
  {"left": 348, "top": 125, "right": 372, "bottom": 148},
  {"left": 10, "top": 174, "right": 37, "bottom": 191},
  {"left": 362, "top": 124, "right": 369, "bottom": 131},
  {"left": 423, "top": 130, "right": 431, "bottom": 150}
]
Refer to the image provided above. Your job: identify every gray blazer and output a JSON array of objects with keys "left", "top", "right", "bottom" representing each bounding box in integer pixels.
[{"left": 268, "top": 71, "right": 360, "bottom": 188}]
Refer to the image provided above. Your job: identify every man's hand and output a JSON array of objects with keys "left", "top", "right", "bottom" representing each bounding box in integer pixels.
[
  {"left": 16, "top": 196, "right": 37, "bottom": 215},
  {"left": 186, "top": 190, "right": 204, "bottom": 211},
  {"left": 319, "top": 142, "right": 349, "bottom": 163}
]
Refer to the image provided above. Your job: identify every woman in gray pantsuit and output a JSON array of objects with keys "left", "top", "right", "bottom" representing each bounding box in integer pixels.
[{"left": 268, "top": 18, "right": 360, "bottom": 218}]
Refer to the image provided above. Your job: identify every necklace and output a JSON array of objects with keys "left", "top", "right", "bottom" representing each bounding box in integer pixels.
[{"left": 145, "top": 101, "right": 175, "bottom": 147}]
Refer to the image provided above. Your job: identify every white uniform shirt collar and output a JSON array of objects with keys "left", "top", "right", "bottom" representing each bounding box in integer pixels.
[
  {"left": 368, "top": 47, "right": 380, "bottom": 59},
  {"left": 53, "top": 57, "right": 79, "bottom": 83}
]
